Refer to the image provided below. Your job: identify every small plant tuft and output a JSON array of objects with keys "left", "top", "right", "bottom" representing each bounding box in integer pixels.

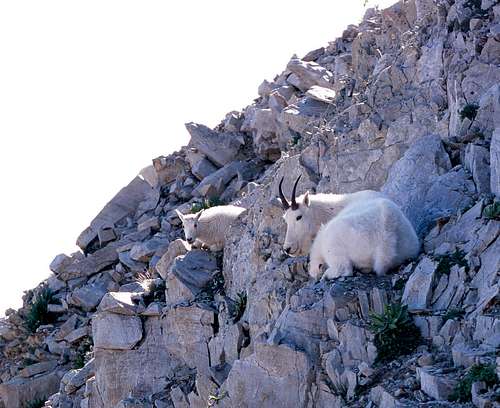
[
  {"left": 191, "top": 197, "right": 224, "bottom": 214},
  {"left": 370, "top": 303, "right": 421, "bottom": 363},
  {"left": 443, "top": 308, "right": 465, "bottom": 322},
  {"left": 449, "top": 363, "right": 498, "bottom": 402},
  {"left": 207, "top": 390, "right": 227, "bottom": 406},
  {"left": 73, "top": 337, "right": 93, "bottom": 369},
  {"left": 483, "top": 201, "right": 500, "bottom": 220},
  {"left": 25, "top": 397, "right": 47, "bottom": 408},
  {"left": 434, "top": 249, "right": 469, "bottom": 276},
  {"left": 25, "top": 287, "right": 55, "bottom": 333},
  {"left": 230, "top": 291, "right": 247, "bottom": 323},
  {"left": 459, "top": 103, "right": 479, "bottom": 122}
]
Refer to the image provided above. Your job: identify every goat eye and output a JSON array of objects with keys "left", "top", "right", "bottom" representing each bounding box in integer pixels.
[{"left": 296, "top": 215, "right": 302, "bottom": 221}]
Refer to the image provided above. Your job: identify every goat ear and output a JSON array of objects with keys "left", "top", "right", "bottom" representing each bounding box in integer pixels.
[
  {"left": 175, "top": 209, "right": 184, "bottom": 222},
  {"left": 303, "top": 191, "right": 311, "bottom": 207},
  {"left": 195, "top": 209, "right": 204, "bottom": 220}
]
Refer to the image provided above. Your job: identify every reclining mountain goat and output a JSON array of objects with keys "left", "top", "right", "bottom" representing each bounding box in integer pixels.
[
  {"left": 176, "top": 205, "right": 246, "bottom": 251},
  {"left": 279, "top": 175, "right": 383, "bottom": 256},
  {"left": 278, "top": 176, "right": 419, "bottom": 279}
]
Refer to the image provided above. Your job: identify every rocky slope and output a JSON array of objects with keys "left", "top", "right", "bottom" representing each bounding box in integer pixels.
[{"left": 1, "top": 0, "right": 499, "bottom": 407}]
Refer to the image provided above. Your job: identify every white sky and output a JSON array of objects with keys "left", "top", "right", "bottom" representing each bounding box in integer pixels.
[{"left": 0, "top": 0, "right": 395, "bottom": 315}]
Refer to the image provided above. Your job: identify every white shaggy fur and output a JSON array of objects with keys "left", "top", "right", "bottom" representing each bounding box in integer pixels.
[
  {"left": 176, "top": 205, "right": 246, "bottom": 251},
  {"left": 283, "top": 190, "right": 383, "bottom": 256},
  {"left": 308, "top": 197, "right": 420, "bottom": 280}
]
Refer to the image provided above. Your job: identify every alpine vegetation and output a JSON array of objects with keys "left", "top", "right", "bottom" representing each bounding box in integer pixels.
[
  {"left": 176, "top": 205, "right": 246, "bottom": 251},
  {"left": 308, "top": 197, "right": 420, "bottom": 280}
]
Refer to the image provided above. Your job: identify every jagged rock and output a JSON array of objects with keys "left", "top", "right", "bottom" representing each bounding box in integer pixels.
[
  {"left": 0, "top": 370, "right": 62, "bottom": 408},
  {"left": 305, "top": 85, "right": 337, "bottom": 104},
  {"left": 402, "top": 257, "right": 437, "bottom": 311},
  {"left": 383, "top": 134, "right": 475, "bottom": 235},
  {"left": 92, "top": 313, "right": 142, "bottom": 350},
  {"left": 280, "top": 97, "right": 329, "bottom": 134},
  {"left": 241, "top": 108, "right": 281, "bottom": 161},
  {"left": 286, "top": 56, "right": 335, "bottom": 92},
  {"left": 220, "top": 343, "right": 312, "bottom": 407},
  {"left": 62, "top": 359, "right": 94, "bottom": 394},
  {"left": 19, "top": 361, "right": 58, "bottom": 378},
  {"left": 491, "top": 128, "right": 500, "bottom": 196},
  {"left": 76, "top": 176, "right": 152, "bottom": 250},
  {"left": 64, "top": 326, "right": 89, "bottom": 343},
  {"left": 193, "top": 160, "right": 257, "bottom": 198},
  {"left": 67, "top": 281, "right": 109, "bottom": 311},
  {"left": 418, "top": 367, "right": 458, "bottom": 401},
  {"left": 186, "top": 122, "right": 245, "bottom": 167},
  {"left": 98, "top": 292, "right": 138, "bottom": 315},
  {"left": 169, "top": 250, "right": 218, "bottom": 299},
  {"left": 152, "top": 154, "right": 186, "bottom": 186},
  {"left": 155, "top": 239, "right": 190, "bottom": 280},
  {"left": 465, "top": 144, "right": 491, "bottom": 194},
  {"left": 129, "top": 238, "right": 167, "bottom": 262}
]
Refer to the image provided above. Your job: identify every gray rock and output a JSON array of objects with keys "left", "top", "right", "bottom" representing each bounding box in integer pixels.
[
  {"left": 64, "top": 326, "right": 89, "bottom": 343},
  {"left": 67, "top": 281, "right": 109, "bottom": 311},
  {"left": 92, "top": 312, "right": 143, "bottom": 350},
  {"left": 286, "top": 56, "right": 335, "bottom": 92},
  {"left": 76, "top": 176, "right": 152, "bottom": 250},
  {"left": 305, "top": 85, "right": 337, "bottom": 104},
  {"left": 418, "top": 367, "right": 458, "bottom": 401},
  {"left": 98, "top": 292, "right": 139, "bottom": 315},
  {"left": 130, "top": 239, "right": 167, "bottom": 262},
  {"left": 491, "top": 128, "right": 500, "bottom": 196},
  {"left": 0, "top": 370, "right": 62, "bottom": 408},
  {"left": 186, "top": 122, "right": 245, "bottom": 167},
  {"left": 155, "top": 239, "right": 190, "bottom": 280},
  {"left": 19, "top": 361, "right": 58, "bottom": 378},
  {"left": 170, "top": 250, "right": 218, "bottom": 297},
  {"left": 465, "top": 144, "right": 491, "bottom": 194},
  {"left": 402, "top": 257, "right": 437, "bottom": 312},
  {"left": 383, "top": 134, "right": 474, "bottom": 235},
  {"left": 152, "top": 154, "right": 186, "bottom": 186},
  {"left": 62, "top": 359, "right": 95, "bottom": 394}
]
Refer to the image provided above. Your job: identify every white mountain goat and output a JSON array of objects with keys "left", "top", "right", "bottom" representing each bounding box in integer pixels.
[
  {"left": 308, "top": 197, "right": 420, "bottom": 280},
  {"left": 279, "top": 175, "right": 383, "bottom": 256},
  {"left": 175, "top": 205, "right": 246, "bottom": 251}
]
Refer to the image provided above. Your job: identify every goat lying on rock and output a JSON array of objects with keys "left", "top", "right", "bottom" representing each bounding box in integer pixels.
[
  {"left": 176, "top": 205, "right": 246, "bottom": 252},
  {"left": 308, "top": 196, "right": 420, "bottom": 280},
  {"left": 279, "top": 175, "right": 383, "bottom": 256}
]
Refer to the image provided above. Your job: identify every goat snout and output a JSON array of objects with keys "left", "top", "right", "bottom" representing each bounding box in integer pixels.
[{"left": 186, "top": 238, "right": 194, "bottom": 244}]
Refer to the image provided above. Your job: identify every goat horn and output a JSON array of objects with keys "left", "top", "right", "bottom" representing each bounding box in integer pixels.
[
  {"left": 278, "top": 177, "right": 290, "bottom": 209},
  {"left": 291, "top": 175, "right": 301, "bottom": 210}
]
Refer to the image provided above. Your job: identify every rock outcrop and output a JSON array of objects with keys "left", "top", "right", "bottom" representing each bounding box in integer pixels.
[{"left": 1, "top": 1, "right": 499, "bottom": 407}]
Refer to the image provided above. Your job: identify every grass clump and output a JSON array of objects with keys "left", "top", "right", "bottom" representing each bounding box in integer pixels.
[
  {"left": 207, "top": 390, "right": 227, "bottom": 406},
  {"left": 449, "top": 363, "right": 498, "bottom": 402},
  {"left": 483, "top": 201, "right": 500, "bottom": 220},
  {"left": 459, "top": 103, "right": 479, "bottom": 122},
  {"left": 370, "top": 303, "right": 421, "bottom": 363},
  {"left": 25, "top": 287, "right": 55, "bottom": 333},
  {"left": 25, "top": 398, "right": 46, "bottom": 408},
  {"left": 434, "top": 249, "right": 469, "bottom": 275},
  {"left": 191, "top": 197, "right": 224, "bottom": 214}
]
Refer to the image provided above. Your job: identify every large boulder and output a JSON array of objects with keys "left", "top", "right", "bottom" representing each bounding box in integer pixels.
[
  {"left": 76, "top": 176, "right": 153, "bottom": 250},
  {"left": 382, "top": 134, "right": 475, "bottom": 236},
  {"left": 185, "top": 122, "right": 245, "bottom": 167},
  {"left": 92, "top": 312, "right": 143, "bottom": 350}
]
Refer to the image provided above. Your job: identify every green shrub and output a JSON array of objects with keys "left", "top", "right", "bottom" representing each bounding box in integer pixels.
[
  {"left": 25, "top": 398, "right": 46, "bottom": 408},
  {"left": 191, "top": 197, "right": 224, "bottom": 214},
  {"left": 73, "top": 337, "right": 93, "bottom": 369},
  {"left": 230, "top": 291, "right": 247, "bottom": 324},
  {"left": 483, "top": 201, "right": 500, "bottom": 220},
  {"left": 449, "top": 363, "right": 498, "bottom": 402},
  {"left": 459, "top": 103, "right": 479, "bottom": 121},
  {"left": 370, "top": 303, "right": 421, "bottom": 363},
  {"left": 434, "top": 249, "right": 469, "bottom": 275},
  {"left": 25, "top": 287, "right": 55, "bottom": 333}
]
